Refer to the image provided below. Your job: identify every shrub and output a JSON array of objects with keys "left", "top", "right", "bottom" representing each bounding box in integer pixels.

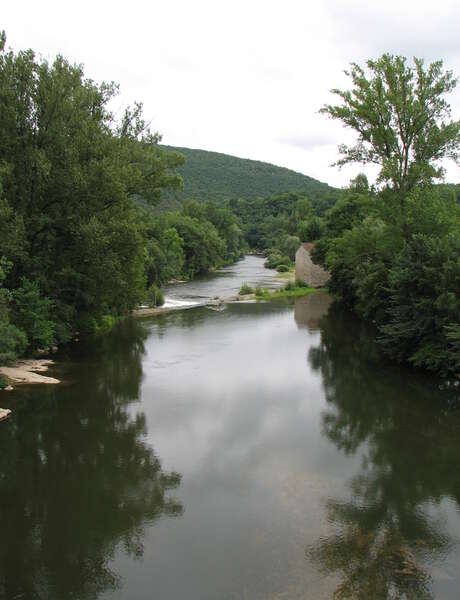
[
  {"left": 264, "top": 254, "right": 281, "bottom": 269},
  {"left": 255, "top": 286, "right": 263, "bottom": 296},
  {"left": 0, "top": 374, "right": 7, "bottom": 389},
  {"left": 264, "top": 253, "right": 291, "bottom": 269},
  {"left": 239, "top": 283, "right": 254, "bottom": 295},
  {"left": 99, "top": 315, "right": 117, "bottom": 330},
  {"left": 276, "top": 264, "right": 289, "bottom": 272},
  {"left": 295, "top": 279, "right": 309, "bottom": 288},
  {"left": 12, "top": 278, "right": 55, "bottom": 350},
  {"left": 145, "top": 284, "right": 165, "bottom": 307}
]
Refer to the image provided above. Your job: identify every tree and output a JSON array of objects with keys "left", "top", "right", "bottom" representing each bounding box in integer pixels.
[
  {"left": 280, "top": 234, "right": 300, "bottom": 261},
  {"left": 12, "top": 278, "right": 55, "bottom": 349},
  {"left": 297, "top": 217, "right": 324, "bottom": 242},
  {"left": 0, "top": 32, "right": 183, "bottom": 342},
  {"left": 321, "top": 54, "right": 460, "bottom": 195}
]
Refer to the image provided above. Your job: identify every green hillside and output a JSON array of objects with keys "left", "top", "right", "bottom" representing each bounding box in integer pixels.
[{"left": 159, "top": 145, "right": 339, "bottom": 207}]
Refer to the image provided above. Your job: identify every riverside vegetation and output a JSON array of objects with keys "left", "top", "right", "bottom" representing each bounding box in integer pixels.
[
  {"left": 233, "top": 55, "right": 460, "bottom": 378},
  {"left": 0, "top": 33, "right": 459, "bottom": 381},
  {"left": 0, "top": 33, "right": 246, "bottom": 375},
  {"left": 312, "top": 55, "right": 460, "bottom": 378}
]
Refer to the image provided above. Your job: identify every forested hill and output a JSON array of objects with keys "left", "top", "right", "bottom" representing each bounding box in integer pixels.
[{"left": 160, "top": 145, "right": 338, "bottom": 204}]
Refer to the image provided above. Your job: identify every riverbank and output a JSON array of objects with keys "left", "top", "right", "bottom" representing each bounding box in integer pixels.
[
  {"left": 133, "top": 285, "right": 320, "bottom": 318},
  {"left": 0, "top": 359, "right": 60, "bottom": 387},
  {"left": 255, "top": 286, "right": 318, "bottom": 300}
]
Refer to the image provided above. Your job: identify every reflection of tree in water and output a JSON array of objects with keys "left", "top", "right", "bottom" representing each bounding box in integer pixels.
[
  {"left": 0, "top": 318, "right": 183, "bottom": 600},
  {"left": 307, "top": 306, "right": 460, "bottom": 599}
]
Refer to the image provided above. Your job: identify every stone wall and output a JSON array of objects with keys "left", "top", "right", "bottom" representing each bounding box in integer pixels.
[{"left": 295, "top": 246, "right": 330, "bottom": 288}]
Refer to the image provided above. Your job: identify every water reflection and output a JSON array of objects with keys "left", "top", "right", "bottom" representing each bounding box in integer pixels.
[
  {"left": 306, "top": 306, "right": 460, "bottom": 599},
  {"left": 0, "top": 319, "right": 183, "bottom": 600},
  {"left": 294, "top": 292, "right": 332, "bottom": 332}
]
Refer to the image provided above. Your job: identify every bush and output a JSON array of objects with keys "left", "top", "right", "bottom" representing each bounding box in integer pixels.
[
  {"left": 0, "top": 373, "right": 7, "bottom": 389},
  {"left": 276, "top": 264, "right": 289, "bottom": 272},
  {"left": 254, "top": 286, "right": 263, "bottom": 296},
  {"left": 295, "top": 279, "right": 309, "bottom": 288},
  {"left": 145, "top": 284, "right": 165, "bottom": 307},
  {"left": 264, "top": 254, "right": 281, "bottom": 269},
  {"left": 239, "top": 283, "right": 254, "bottom": 295},
  {"left": 284, "top": 281, "right": 295, "bottom": 291},
  {"left": 0, "top": 319, "right": 27, "bottom": 363},
  {"left": 12, "top": 278, "right": 55, "bottom": 350},
  {"left": 264, "top": 253, "right": 291, "bottom": 269},
  {"left": 94, "top": 315, "right": 118, "bottom": 333}
]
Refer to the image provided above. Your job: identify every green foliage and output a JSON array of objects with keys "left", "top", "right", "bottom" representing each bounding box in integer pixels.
[
  {"left": 317, "top": 51, "right": 460, "bottom": 378},
  {"left": 294, "top": 279, "right": 310, "bottom": 289},
  {"left": 12, "top": 278, "right": 55, "bottom": 349},
  {"left": 279, "top": 235, "right": 300, "bottom": 262},
  {"left": 0, "top": 33, "right": 183, "bottom": 352},
  {"left": 239, "top": 283, "right": 254, "bottom": 295},
  {"left": 0, "top": 259, "right": 27, "bottom": 362},
  {"left": 276, "top": 264, "right": 290, "bottom": 273},
  {"left": 142, "top": 201, "right": 246, "bottom": 286},
  {"left": 298, "top": 217, "right": 324, "bottom": 242},
  {"left": 93, "top": 314, "right": 120, "bottom": 334},
  {"left": 264, "top": 253, "right": 291, "bottom": 269},
  {"left": 320, "top": 184, "right": 460, "bottom": 377},
  {"left": 255, "top": 285, "right": 316, "bottom": 300},
  {"left": 321, "top": 54, "right": 460, "bottom": 194},
  {"left": 378, "top": 227, "right": 460, "bottom": 374},
  {"left": 230, "top": 191, "right": 338, "bottom": 253},
  {"left": 159, "top": 146, "right": 337, "bottom": 206},
  {"left": 145, "top": 284, "right": 165, "bottom": 308}
]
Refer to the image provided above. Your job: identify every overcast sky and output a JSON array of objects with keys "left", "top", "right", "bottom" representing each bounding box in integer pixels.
[{"left": 3, "top": 0, "right": 460, "bottom": 187}]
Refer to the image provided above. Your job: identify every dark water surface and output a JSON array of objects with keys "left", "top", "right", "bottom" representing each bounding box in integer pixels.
[{"left": 1, "top": 257, "right": 460, "bottom": 600}]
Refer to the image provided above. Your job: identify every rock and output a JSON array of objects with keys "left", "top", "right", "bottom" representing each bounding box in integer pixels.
[
  {"left": 0, "top": 359, "right": 60, "bottom": 385},
  {"left": 0, "top": 408, "right": 11, "bottom": 421},
  {"left": 4, "top": 385, "right": 13, "bottom": 391}
]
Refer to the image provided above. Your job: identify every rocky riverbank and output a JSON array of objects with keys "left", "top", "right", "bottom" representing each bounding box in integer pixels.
[{"left": 0, "top": 359, "right": 60, "bottom": 387}]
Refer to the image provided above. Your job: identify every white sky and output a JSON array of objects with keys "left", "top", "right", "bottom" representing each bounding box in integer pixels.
[{"left": 3, "top": 0, "right": 460, "bottom": 187}]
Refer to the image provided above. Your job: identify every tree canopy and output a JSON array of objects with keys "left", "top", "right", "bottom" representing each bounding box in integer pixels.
[
  {"left": 0, "top": 33, "right": 248, "bottom": 365},
  {"left": 313, "top": 54, "right": 460, "bottom": 378},
  {"left": 321, "top": 54, "right": 460, "bottom": 194}
]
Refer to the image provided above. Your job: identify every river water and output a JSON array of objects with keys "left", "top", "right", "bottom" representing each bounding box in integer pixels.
[
  {"left": 1, "top": 256, "right": 459, "bottom": 600},
  {"left": 162, "top": 254, "right": 284, "bottom": 308}
]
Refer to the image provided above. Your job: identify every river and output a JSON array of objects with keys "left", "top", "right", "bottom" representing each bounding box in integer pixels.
[{"left": 0, "top": 256, "right": 459, "bottom": 600}]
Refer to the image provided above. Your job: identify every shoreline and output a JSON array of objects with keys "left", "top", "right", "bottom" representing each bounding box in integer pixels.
[
  {"left": 0, "top": 359, "right": 60, "bottom": 388},
  {"left": 132, "top": 286, "right": 319, "bottom": 318}
]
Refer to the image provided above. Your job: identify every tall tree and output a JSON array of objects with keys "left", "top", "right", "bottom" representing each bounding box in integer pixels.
[
  {"left": 321, "top": 54, "right": 460, "bottom": 195},
  {"left": 0, "top": 31, "right": 183, "bottom": 343}
]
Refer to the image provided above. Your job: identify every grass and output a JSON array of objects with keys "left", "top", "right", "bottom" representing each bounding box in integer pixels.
[
  {"left": 239, "top": 283, "right": 254, "bottom": 295},
  {"left": 255, "top": 285, "right": 318, "bottom": 301},
  {"left": 275, "top": 265, "right": 295, "bottom": 280}
]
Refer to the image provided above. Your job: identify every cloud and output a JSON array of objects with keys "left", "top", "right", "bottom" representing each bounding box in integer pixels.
[
  {"left": 324, "top": 0, "right": 460, "bottom": 63},
  {"left": 2, "top": 0, "right": 460, "bottom": 187}
]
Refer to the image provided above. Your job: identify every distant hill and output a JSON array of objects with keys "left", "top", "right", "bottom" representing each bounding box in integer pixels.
[{"left": 158, "top": 145, "right": 339, "bottom": 210}]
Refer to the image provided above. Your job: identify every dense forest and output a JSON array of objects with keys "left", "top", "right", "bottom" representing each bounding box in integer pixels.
[
  {"left": 158, "top": 145, "right": 339, "bottom": 207},
  {"left": 0, "top": 33, "right": 246, "bottom": 372},
  {"left": 228, "top": 191, "right": 330, "bottom": 270}
]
